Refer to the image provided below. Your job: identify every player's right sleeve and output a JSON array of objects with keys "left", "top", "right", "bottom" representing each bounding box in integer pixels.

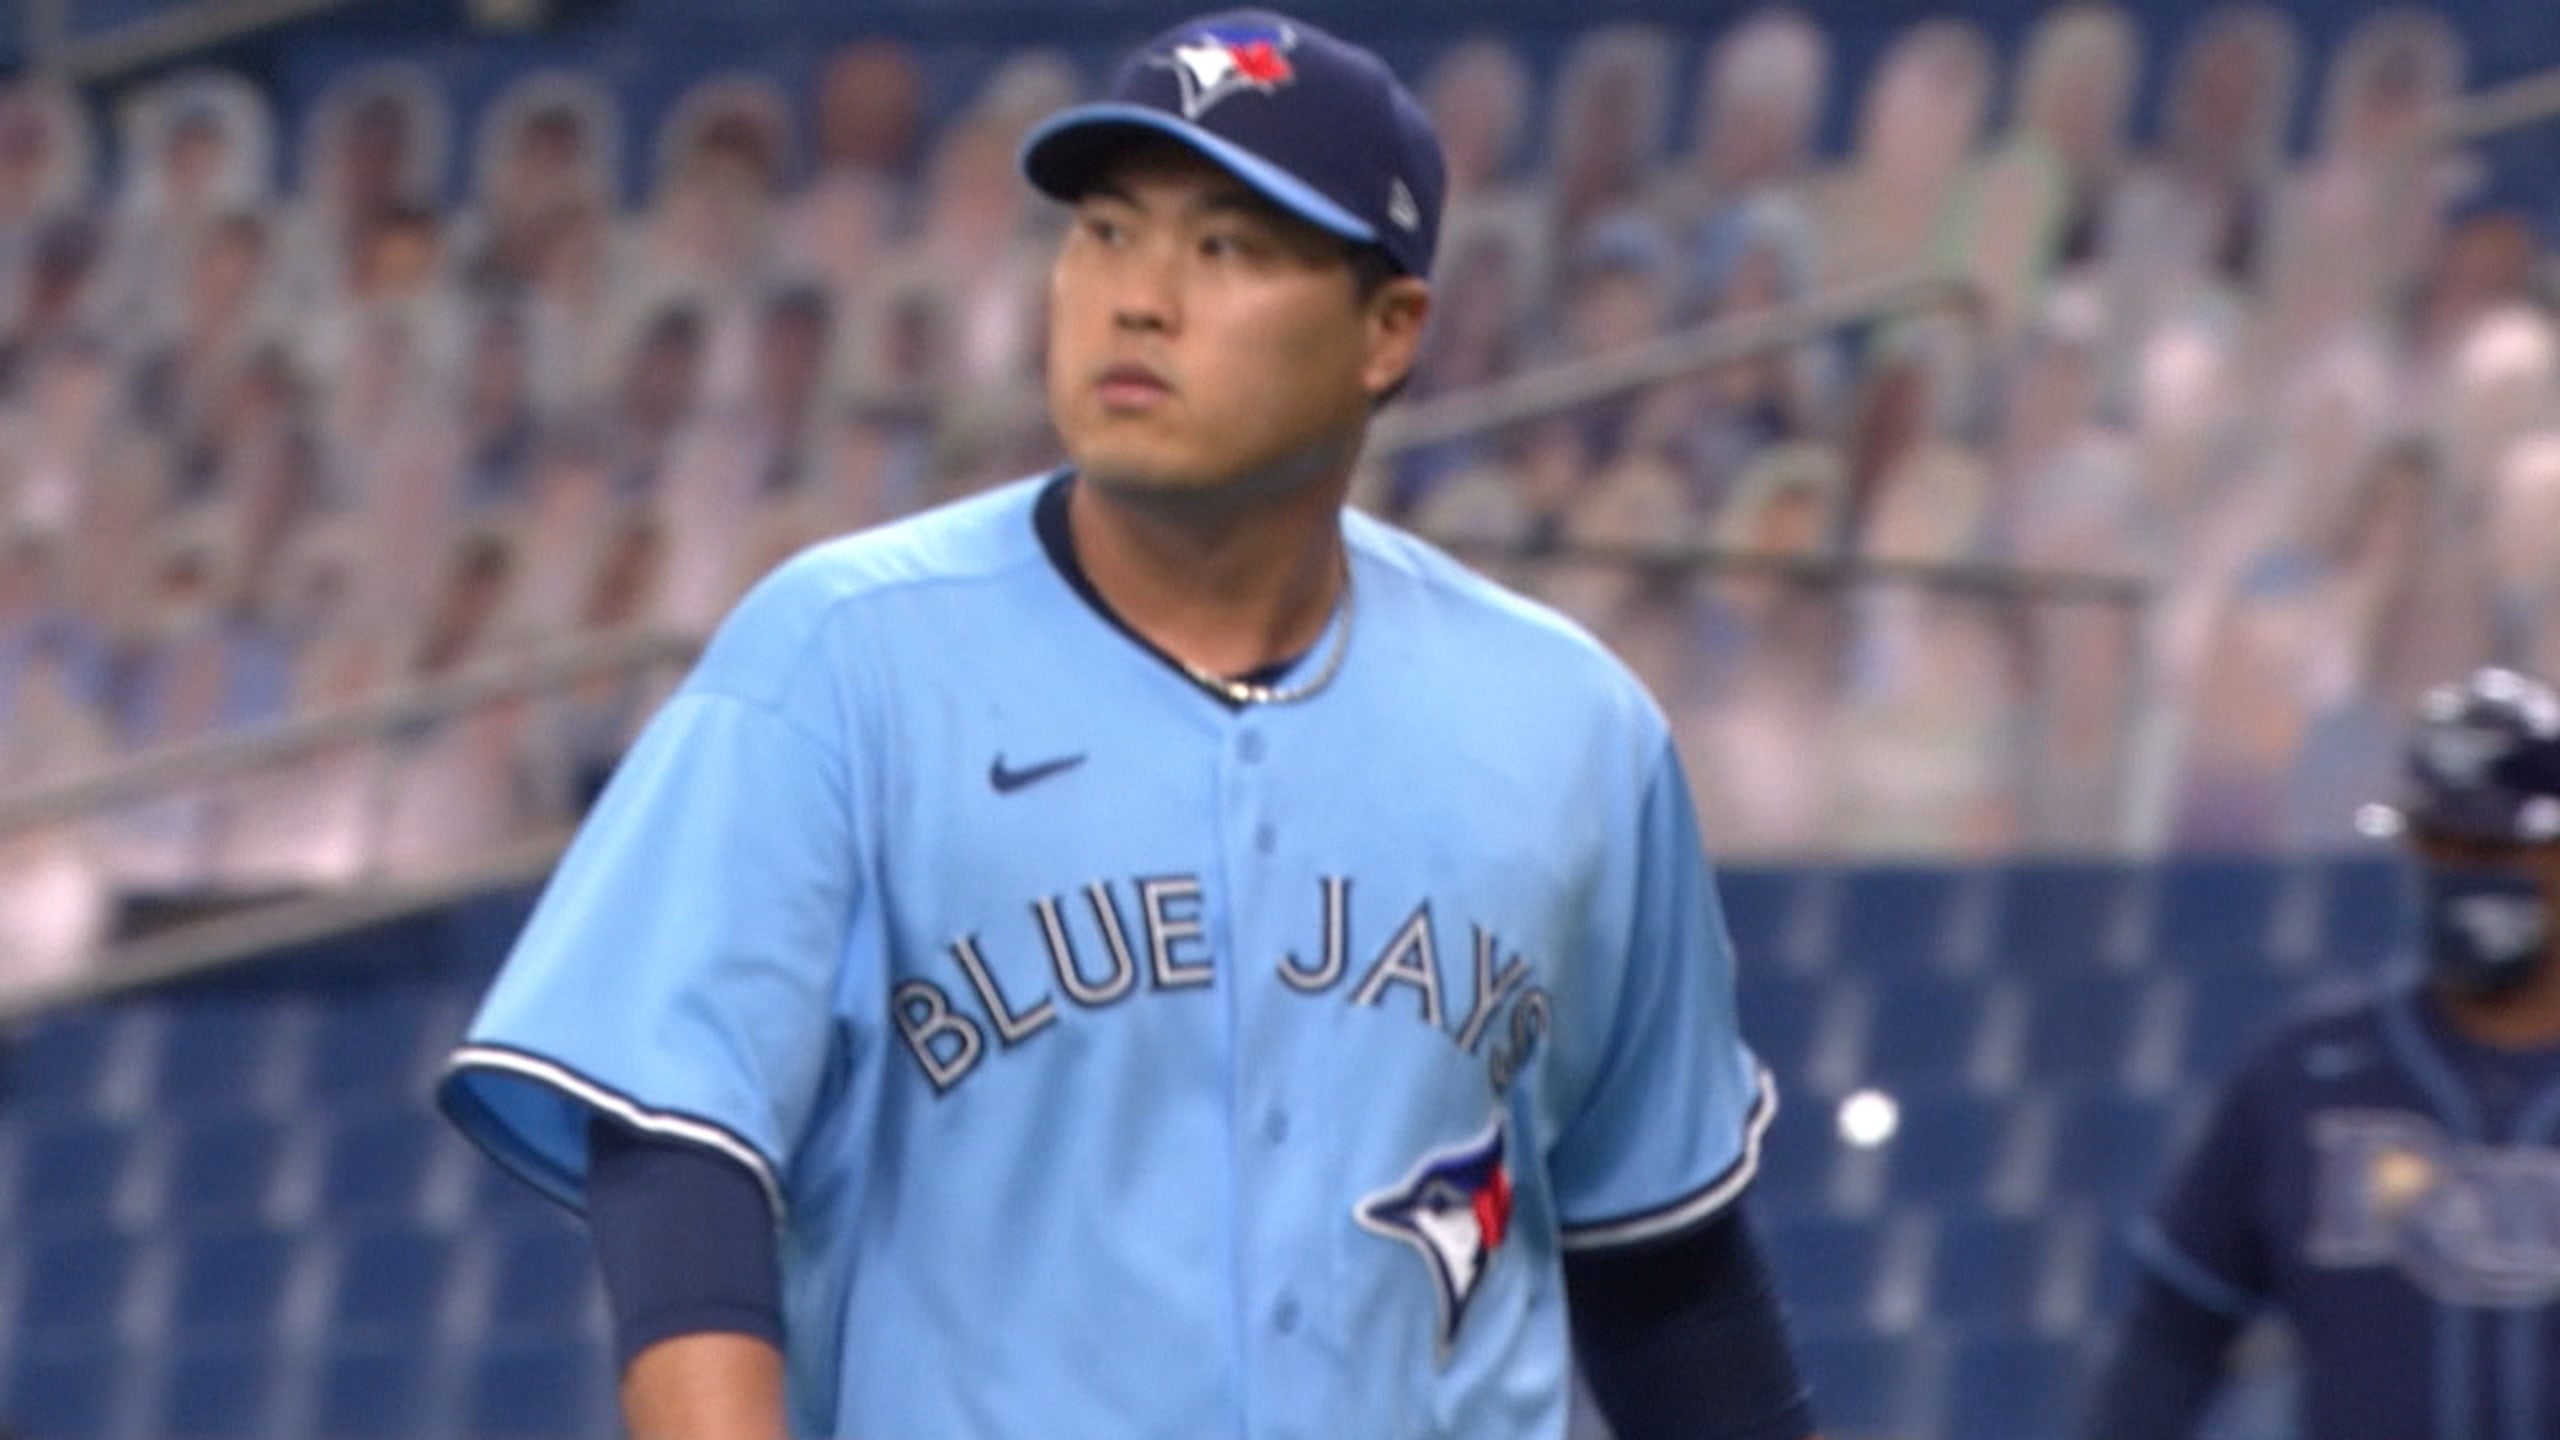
[
  {"left": 2129, "top": 1055, "right": 2277, "bottom": 1320},
  {"left": 437, "top": 680, "right": 858, "bottom": 1220}
]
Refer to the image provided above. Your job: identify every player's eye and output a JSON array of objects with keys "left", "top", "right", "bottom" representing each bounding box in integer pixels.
[
  {"left": 1079, "top": 213, "right": 1129, "bottom": 247},
  {"left": 1198, "top": 230, "right": 1262, "bottom": 262}
]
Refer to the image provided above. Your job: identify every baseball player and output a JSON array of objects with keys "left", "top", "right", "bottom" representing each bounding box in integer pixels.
[
  {"left": 437, "top": 11, "right": 1815, "bottom": 1440},
  {"left": 2085, "top": 665, "right": 2560, "bottom": 1440}
]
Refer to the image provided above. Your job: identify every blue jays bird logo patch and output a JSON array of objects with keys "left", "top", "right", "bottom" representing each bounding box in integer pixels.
[
  {"left": 1152, "top": 21, "right": 1298, "bottom": 119},
  {"left": 1356, "top": 1118, "right": 1515, "bottom": 1359}
]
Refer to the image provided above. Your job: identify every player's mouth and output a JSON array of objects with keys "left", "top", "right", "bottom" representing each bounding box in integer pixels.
[{"left": 1094, "top": 362, "right": 1174, "bottom": 412}]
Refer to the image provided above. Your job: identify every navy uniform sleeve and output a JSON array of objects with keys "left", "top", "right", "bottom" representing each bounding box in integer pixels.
[{"left": 2133, "top": 1054, "right": 2278, "bottom": 1320}]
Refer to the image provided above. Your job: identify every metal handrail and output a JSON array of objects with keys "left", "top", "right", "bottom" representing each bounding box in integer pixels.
[
  {"left": 2431, "top": 64, "right": 2560, "bottom": 145},
  {"left": 51, "top": 0, "right": 357, "bottom": 81},
  {"left": 0, "top": 625, "right": 700, "bottom": 836},
  {"left": 1446, "top": 540, "right": 2150, "bottom": 610},
  {"left": 1365, "top": 269, "right": 1963, "bottom": 463},
  {"left": 0, "top": 828, "right": 579, "bottom": 1024}
]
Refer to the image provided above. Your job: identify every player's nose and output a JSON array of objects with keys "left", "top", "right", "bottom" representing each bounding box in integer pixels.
[{"left": 1106, "top": 251, "right": 1180, "bottom": 335}]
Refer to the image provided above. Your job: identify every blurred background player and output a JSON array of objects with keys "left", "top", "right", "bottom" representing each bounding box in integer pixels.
[{"left": 2084, "top": 664, "right": 2560, "bottom": 1440}]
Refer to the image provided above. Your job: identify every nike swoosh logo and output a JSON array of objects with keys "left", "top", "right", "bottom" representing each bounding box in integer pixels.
[{"left": 990, "top": 753, "right": 1086, "bottom": 794}]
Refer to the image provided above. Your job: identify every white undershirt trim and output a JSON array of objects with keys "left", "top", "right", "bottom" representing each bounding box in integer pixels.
[
  {"left": 1559, "top": 1066, "right": 1778, "bottom": 1252},
  {"left": 446, "top": 1043, "right": 785, "bottom": 1222}
]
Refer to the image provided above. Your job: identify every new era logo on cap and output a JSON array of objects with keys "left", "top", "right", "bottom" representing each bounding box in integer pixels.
[
  {"left": 1388, "top": 178, "right": 1419, "bottom": 232},
  {"left": 1019, "top": 8, "right": 1448, "bottom": 278}
]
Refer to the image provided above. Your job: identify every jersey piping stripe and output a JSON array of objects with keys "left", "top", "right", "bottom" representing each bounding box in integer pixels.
[
  {"left": 2126, "top": 1217, "right": 2254, "bottom": 1318},
  {"left": 1558, "top": 1066, "right": 1778, "bottom": 1251},
  {"left": 446, "top": 1043, "right": 786, "bottom": 1222}
]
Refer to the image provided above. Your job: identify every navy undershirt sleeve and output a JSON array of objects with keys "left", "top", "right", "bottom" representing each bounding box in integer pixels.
[
  {"left": 2081, "top": 1274, "right": 2247, "bottom": 1440},
  {"left": 1565, "top": 1205, "right": 1814, "bottom": 1440},
  {"left": 586, "top": 1115, "right": 786, "bottom": 1372}
]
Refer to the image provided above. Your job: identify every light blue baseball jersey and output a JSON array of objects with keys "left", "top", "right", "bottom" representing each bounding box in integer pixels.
[{"left": 440, "top": 472, "right": 1773, "bottom": 1440}]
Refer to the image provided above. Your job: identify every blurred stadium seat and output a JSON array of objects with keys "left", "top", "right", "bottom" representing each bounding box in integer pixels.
[
  {"left": 1990, "top": 859, "right": 2140, "bottom": 972},
  {"left": 1879, "top": 1090, "right": 2017, "bottom": 1210},
  {"left": 2049, "top": 1090, "right": 2184, "bottom": 1202},
  {"left": 1942, "top": 1333, "right": 2089, "bottom": 1440},
  {"left": 2149, "top": 857, "right": 2290, "bottom": 968},
  {"left": 1928, "top": 1213, "right": 2052, "bottom": 1330},
  {"left": 312, "top": 1339, "right": 443, "bottom": 1438},
  {"left": 2019, "top": 973, "right": 2159, "bottom": 1087},
  {"left": 157, "top": 1114, "right": 292, "bottom": 1229},
  {"left": 1, "top": 1346, "right": 127, "bottom": 1440},
  {"left": 313, "top": 1105, "right": 444, "bottom": 1224},
  {"left": 12, "top": 1116, "right": 139, "bottom": 1234},
  {"left": 1791, "top": 1331, "right": 1923, "bottom": 1439},
  {"left": 327, "top": 1226, "right": 457, "bottom": 1343},
  {"left": 155, "top": 1340, "right": 285, "bottom": 1438},
  {"left": 462, "top": 1339, "right": 616, "bottom": 1440},
  {"left": 1857, "top": 978, "right": 1995, "bottom": 1088},
  {"left": 1833, "top": 865, "right": 1971, "bottom": 974},
  {"left": 1714, "top": 867, "right": 1802, "bottom": 970},
  {"left": 15, "top": 1228, "right": 140, "bottom": 1344},
  {"left": 1763, "top": 1214, "right": 1885, "bottom": 1331}
]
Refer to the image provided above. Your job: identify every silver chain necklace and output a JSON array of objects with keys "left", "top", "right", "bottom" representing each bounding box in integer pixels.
[{"left": 1171, "top": 569, "right": 1355, "bottom": 707}]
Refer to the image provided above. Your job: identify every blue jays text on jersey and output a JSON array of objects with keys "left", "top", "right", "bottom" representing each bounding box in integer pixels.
[
  {"left": 2137, "top": 980, "right": 2560, "bottom": 1440},
  {"left": 437, "top": 474, "right": 1774, "bottom": 1440},
  {"left": 895, "top": 870, "right": 1554, "bottom": 1097}
]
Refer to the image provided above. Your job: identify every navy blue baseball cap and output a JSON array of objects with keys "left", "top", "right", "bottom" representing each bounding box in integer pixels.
[
  {"left": 1019, "top": 10, "right": 1447, "bottom": 278},
  {"left": 2364, "top": 667, "right": 2560, "bottom": 844}
]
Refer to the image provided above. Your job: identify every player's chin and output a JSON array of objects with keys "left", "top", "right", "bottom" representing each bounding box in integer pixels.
[{"left": 1063, "top": 437, "right": 1230, "bottom": 493}]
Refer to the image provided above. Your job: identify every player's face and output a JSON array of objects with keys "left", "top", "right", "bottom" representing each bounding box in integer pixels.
[
  {"left": 2406, "top": 830, "right": 2560, "bottom": 983},
  {"left": 1046, "top": 144, "right": 1426, "bottom": 495}
]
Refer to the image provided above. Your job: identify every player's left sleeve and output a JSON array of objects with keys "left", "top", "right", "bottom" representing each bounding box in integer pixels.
[
  {"left": 436, "top": 683, "right": 860, "bottom": 1220},
  {"left": 1549, "top": 739, "right": 1774, "bottom": 1250}
]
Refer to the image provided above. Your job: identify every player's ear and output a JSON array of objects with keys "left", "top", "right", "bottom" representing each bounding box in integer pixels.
[{"left": 1360, "top": 276, "right": 1429, "bottom": 403}]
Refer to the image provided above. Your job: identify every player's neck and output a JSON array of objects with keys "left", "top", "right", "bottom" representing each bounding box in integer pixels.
[
  {"left": 2431, "top": 955, "right": 2560, "bottom": 1050},
  {"left": 1066, "top": 469, "right": 1351, "bottom": 681}
]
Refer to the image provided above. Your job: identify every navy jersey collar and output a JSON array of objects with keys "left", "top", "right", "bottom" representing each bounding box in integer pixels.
[{"left": 1032, "top": 471, "right": 1312, "bottom": 709}]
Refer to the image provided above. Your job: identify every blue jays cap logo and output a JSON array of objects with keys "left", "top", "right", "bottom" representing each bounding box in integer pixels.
[
  {"left": 1355, "top": 1118, "right": 1514, "bottom": 1360},
  {"left": 1150, "top": 20, "right": 1299, "bottom": 120}
]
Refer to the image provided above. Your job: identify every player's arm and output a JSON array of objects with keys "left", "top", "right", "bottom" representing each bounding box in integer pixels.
[
  {"left": 1549, "top": 737, "right": 1812, "bottom": 1439},
  {"left": 622, "top": 1338, "right": 788, "bottom": 1440},
  {"left": 2079, "top": 1275, "right": 2247, "bottom": 1440},
  {"left": 439, "top": 567, "right": 872, "bottom": 1440},
  {"left": 590, "top": 1118, "right": 790, "bottom": 1440},
  {"left": 1567, "top": 1202, "right": 1815, "bottom": 1440},
  {"left": 2079, "top": 1058, "right": 2276, "bottom": 1440}
]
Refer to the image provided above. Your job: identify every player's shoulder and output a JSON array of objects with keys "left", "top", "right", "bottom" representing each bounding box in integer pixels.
[
  {"left": 748, "top": 474, "right": 1053, "bottom": 615},
  {"left": 689, "top": 475, "right": 1053, "bottom": 703},
  {"left": 1346, "top": 509, "right": 1668, "bottom": 738},
  {"left": 2222, "top": 975, "right": 2403, "bottom": 1095}
]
